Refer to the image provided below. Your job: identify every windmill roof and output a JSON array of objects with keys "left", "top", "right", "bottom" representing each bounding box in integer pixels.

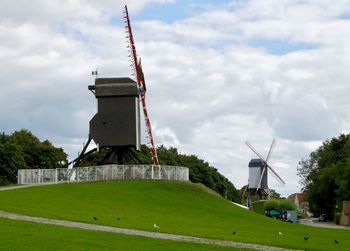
[{"left": 248, "top": 158, "right": 263, "bottom": 167}]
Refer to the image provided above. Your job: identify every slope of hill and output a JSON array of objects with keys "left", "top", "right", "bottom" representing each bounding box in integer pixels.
[
  {"left": 0, "top": 181, "right": 348, "bottom": 250},
  {"left": 78, "top": 145, "right": 241, "bottom": 202}
]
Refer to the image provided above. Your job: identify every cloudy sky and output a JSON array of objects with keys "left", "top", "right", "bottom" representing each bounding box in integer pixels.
[{"left": 1, "top": 0, "right": 350, "bottom": 196}]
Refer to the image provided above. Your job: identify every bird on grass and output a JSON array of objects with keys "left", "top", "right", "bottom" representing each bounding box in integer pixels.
[
  {"left": 153, "top": 223, "right": 160, "bottom": 230},
  {"left": 278, "top": 232, "right": 283, "bottom": 235},
  {"left": 334, "top": 239, "right": 339, "bottom": 244},
  {"left": 93, "top": 217, "right": 98, "bottom": 221},
  {"left": 304, "top": 237, "right": 309, "bottom": 241},
  {"left": 232, "top": 231, "right": 236, "bottom": 235},
  {"left": 117, "top": 217, "right": 120, "bottom": 221}
]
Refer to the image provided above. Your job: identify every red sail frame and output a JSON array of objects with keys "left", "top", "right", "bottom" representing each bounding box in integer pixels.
[{"left": 124, "top": 5, "right": 159, "bottom": 165}]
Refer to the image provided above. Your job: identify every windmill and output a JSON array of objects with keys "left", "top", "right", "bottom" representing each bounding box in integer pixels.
[
  {"left": 70, "top": 6, "right": 159, "bottom": 167},
  {"left": 243, "top": 139, "right": 285, "bottom": 200}
]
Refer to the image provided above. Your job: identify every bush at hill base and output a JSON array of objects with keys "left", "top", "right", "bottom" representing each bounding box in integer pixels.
[{"left": 263, "top": 199, "right": 296, "bottom": 212}]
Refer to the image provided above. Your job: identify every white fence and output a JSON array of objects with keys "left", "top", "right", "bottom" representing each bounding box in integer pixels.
[{"left": 17, "top": 165, "right": 189, "bottom": 185}]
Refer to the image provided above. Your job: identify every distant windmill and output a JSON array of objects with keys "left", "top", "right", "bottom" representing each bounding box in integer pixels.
[{"left": 243, "top": 139, "right": 285, "bottom": 200}]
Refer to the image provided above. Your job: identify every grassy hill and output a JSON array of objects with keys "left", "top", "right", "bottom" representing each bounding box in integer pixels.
[{"left": 0, "top": 181, "right": 349, "bottom": 250}]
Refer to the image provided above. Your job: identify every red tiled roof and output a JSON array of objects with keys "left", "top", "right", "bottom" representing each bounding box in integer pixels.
[
  {"left": 296, "top": 193, "right": 305, "bottom": 203},
  {"left": 288, "top": 193, "right": 305, "bottom": 203}
]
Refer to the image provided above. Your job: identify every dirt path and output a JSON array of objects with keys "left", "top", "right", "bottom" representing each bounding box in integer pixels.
[{"left": 0, "top": 211, "right": 302, "bottom": 251}]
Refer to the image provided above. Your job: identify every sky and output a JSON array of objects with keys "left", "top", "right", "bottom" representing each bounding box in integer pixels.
[{"left": 1, "top": 0, "right": 350, "bottom": 197}]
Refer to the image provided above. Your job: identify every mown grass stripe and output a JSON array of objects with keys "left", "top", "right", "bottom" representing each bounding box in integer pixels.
[{"left": 0, "top": 210, "right": 301, "bottom": 251}]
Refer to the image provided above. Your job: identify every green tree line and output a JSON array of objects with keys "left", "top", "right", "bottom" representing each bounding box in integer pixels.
[
  {"left": 297, "top": 134, "right": 350, "bottom": 219},
  {"left": 0, "top": 130, "right": 67, "bottom": 185}
]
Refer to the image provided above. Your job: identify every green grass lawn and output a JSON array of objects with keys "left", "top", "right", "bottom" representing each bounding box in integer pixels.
[
  {"left": 0, "top": 181, "right": 349, "bottom": 251},
  {"left": 0, "top": 217, "right": 247, "bottom": 251}
]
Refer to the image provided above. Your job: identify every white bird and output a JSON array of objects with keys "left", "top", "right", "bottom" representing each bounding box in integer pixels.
[
  {"left": 278, "top": 231, "right": 283, "bottom": 235},
  {"left": 153, "top": 223, "right": 160, "bottom": 230}
]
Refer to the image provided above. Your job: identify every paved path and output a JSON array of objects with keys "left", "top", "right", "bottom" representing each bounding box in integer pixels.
[
  {"left": 0, "top": 182, "right": 59, "bottom": 191},
  {"left": 299, "top": 218, "right": 350, "bottom": 230},
  {"left": 0, "top": 211, "right": 302, "bottom": 251}
]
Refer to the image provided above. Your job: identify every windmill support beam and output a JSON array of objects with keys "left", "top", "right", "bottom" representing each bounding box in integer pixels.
[{"left": 73, "top": 137, "right": 92, "bottom": 167}]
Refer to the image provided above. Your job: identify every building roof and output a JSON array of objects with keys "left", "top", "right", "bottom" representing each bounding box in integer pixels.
[{"left": 288, "top": 193, "right": 305, "bottom": 203}]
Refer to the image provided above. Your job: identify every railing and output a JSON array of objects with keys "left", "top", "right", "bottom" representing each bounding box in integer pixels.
[{"left": 17, "top": 165, "right": 189, "bottom": 185}]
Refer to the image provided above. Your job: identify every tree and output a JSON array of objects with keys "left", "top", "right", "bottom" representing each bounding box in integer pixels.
[
  {"left": 297, "top": 134, "right": 350, "bottom": 219},
  {"left": 10, "top": 129, "right": 67, "bottom": 169},
  {"left": 269, "top": 189, "right": 281, "bottom": 199},
  {"left": 0, "top": 130, "right": 68, "bottom": 185},
  {"left": 39, "top": 140, "right": 68, "bottom": 169},
  {"left": 0, "top": 133, "right": 27, "bottom": 185},
  {"left": 11, "top": 129, "right": 42, "bottom": 168}
]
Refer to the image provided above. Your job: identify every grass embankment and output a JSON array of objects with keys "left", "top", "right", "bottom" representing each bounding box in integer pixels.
[
  {"left": 0, "top": 181, "right": 349, "bottom": 250},
  {"left": 0, "top": 217, "right": 244, "bottom": 251},
  {"left": 251, "top": 200, "right": 266, "bottom": 215}
]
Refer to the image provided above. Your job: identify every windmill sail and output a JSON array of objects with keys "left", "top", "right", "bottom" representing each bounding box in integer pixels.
[{"left": 123, "top": 6, "right": 159, "bottom": 165}]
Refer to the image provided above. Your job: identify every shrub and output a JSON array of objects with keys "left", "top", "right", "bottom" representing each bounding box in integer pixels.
[
  {"left": 278, "top": 199, "right": 297, "bottom": 211},
  {"left": 263, "top": 199, "right": 280, "bottom": 211},
  {"left": 263, "top": 199, "right": 296, "bottom": 212}
]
